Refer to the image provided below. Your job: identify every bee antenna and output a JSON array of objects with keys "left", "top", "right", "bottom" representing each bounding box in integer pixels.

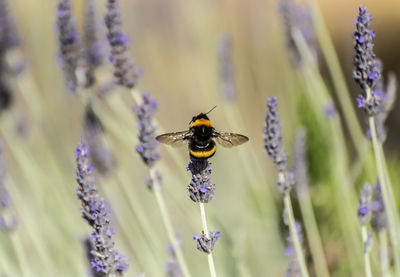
[{"left": 206, "top": 106, "right": 217, "bottom": 115}]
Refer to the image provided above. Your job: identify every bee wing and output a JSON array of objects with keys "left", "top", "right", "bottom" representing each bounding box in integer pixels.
[
  {"left": 155, "top": 131, "right": 191, "bottom": 147},
  {"left": 213, "top": 130, "right": 249, "bottom": 148}
]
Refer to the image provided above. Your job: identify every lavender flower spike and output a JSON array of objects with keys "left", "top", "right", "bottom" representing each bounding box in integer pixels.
[
  {"left": 75, "top": 142, "right": 128, "bottom": 275},
  {"left": 263, "top": 97, "right": 288, "bottom": 171},
  {"left": 278, "top": 0, "right": 317, "bottom": 66},
  {"left": 371, "top": 182, "right": 388, "bottom": 231},
  {"left": 218, "top": 34, "right": 236, "bottom": 101},
  {"left": 105, "top": 0, "right": 140, "bottom": 88},
  {"left": 353, "top": 6, "right": 382, "bottom": 115},
  {"left": 82, "top": 237, "right": 106, "bottom": 277},
  {"left": 83, "top": 104, "right": 115, "bottom": 175},
  {"left": 165, "top": 233, "right": 184, "bottom": 277},
  {"left": 134, "top": 93, "right": 161, "bottom": 168},
  {"left": 284, "top": 219, "right": 304, "bottom": 277},
  {"left": 193, "top": 231, "right": 220, "bottom": 254},
  {"left": 83, "top": 0, "right": 103, "bottom": 88},
  {"left": 187, "top": 160, "right": 215, "bottom": 203},
  {"left": 263, "top": 97, "right": 294, "bottom": 194},
  {"left": 0, "top": 0, "right": 20, "bottom": 54},
  {"left": 56, "top": 0, "right": 81, "bottom": 92},
  {"left": 358, "top": 182, "right": 373, "bottom": 225}
]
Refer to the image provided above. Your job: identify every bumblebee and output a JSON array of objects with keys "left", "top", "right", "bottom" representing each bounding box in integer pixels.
[{"left": 156, "top": 110, "right": 249, "bottom": 160}]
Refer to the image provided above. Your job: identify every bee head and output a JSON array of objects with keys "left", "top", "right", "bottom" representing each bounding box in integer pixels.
[
  {"left": 189, "top": 106, "right": 216, "bottom": 125},
  {"left": 190, "top": 113, "right": 209, "bottom": 124}
]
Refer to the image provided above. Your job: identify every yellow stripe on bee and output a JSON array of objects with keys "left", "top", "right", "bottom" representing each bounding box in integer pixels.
[
  {"left": 189, "top": 145, "right": 216, "bottom": 158},
  {"left": 190, "top": 118, "right": 214, "bottom": 128}
]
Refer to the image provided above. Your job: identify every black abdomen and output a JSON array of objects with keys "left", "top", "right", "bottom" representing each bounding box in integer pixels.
[{"left": 189, "top": 140, "right": 216, "bottom": 160}]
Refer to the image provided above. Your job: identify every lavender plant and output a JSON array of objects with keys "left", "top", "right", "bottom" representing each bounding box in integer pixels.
[
  {"left": 263, "top": 97, "right": 309, "bottom": 277},
  {"left": 0, "top": 0, "right": 22, "bottom": 75},
  {"left": 83, "top": 0, "right": 103, "bottom": 88},
  {"left": 75, "top": 142, "right": 128, "bottom": 275},
  {"left": 134, "top": 93, "right": 161, "bottom": 168},
  {"left": 283, "top": 215, "right": 303, "bottom": 277},
  {"left": 0, "top": 0, "right": 20, "bottom": 113},
  {"left": 56, "top": 0, "right": 81, "bottom": 92},
  {"left": 165, "top": 233, "right": 184, "bottom": 277},
  {"left": 82, "top": 237, "right": 106, "bottom": 277},
  {"left": 133, "top": 93, "right": 191, "bottom": 277},
  {"left": 352, "top": 6, "right": 400, "bottom": 274},
  {"left": 186, "top": 160, "right": 215, "bottom": 203},
  {"left": 0, "top": 0, "right": 19, "bottom": 53},
  {"left": 218, "top": 34, "right": 236, "bottom": 101},
  {"left": 104, "top": 0, "right": 139, "bottom": 89},
  {"left": 186, "top": 158, "right": 219, "bottom": 277},
  {"left": 278, "top": 0, "right": 317, "bottom": 66},
  {"left": 5, "top": 0, "right": 400, "bottom": 276},
  {"left": 83, "top": 104, "right": 115, "bottom": 175}
]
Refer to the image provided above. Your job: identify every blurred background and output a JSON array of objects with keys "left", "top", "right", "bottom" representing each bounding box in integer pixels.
[{"left": 0, "top": 0, "right": 399, "bottom": 276}]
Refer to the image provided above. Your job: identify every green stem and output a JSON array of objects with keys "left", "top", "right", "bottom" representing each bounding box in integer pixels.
[
  {"left": 297, "top": 193, "right": 330, "bottom": 277},
  {"left": 367, "top": 97, "right": 400, "bottom": 275},
  {"left": 283, "top": 192, "right": 310, "bottom": 277},
  {"left": 379, "top": 230, "right": 390, "bottom": 277},
  {"left": 199, "top": 203, "right": 217, "bottom": 277},
  {"left": 150, "top": 168, "right": 192, "bottom": 277},
  {"left": 361, "top": 226, "right": 372, "bottom": 277}
]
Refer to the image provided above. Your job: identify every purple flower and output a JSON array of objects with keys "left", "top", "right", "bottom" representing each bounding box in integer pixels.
[
  {"left": 165, "top": 233, "right": 184, "bottom": 277},
  {"left": 0, "top": 0, "right": 20, "bottom": 53},
  {"left": 278, "top": 0, "right": 318, "bottom": 66},
  {"left": 283, "top": 216, "right": 304, "bottom": 276},
  {"left": 91, "top": 259, "right": 104, "bottom": 272},
  {"left": 136, "top": 145, "right": 144, "bottom": 153},
  {"left": 353, "top": 6, "right": 381, "bottom": 93},
  {"left": 218, "top": 33, "right": 237, "bottom": 101},
  {"left": 75, "top": 142, "right": 128, "bottom": 275},
  {"left": 187, "top": 160, "right": 215, "bottom": 203},
  {"left": 369, "top": 71, "right": 379, "bottom": 81},
  {"left": 358, "top": 182, "right": 372, "bottom": 225},
  {"left": 83, "top": 0, "right": 104, "bottom": 88},
  {"left": 134, "top": 93, "right": 161, "bottom": 168},
  {"left": 284, "top": 246, "right": 294, "bottom": 256},
  {"left": 56, "top": 0, "right": 81, "bottom": 92},
  {"left": 263, "top": 97, "right": 288, "bottom": 172},
  {"left": 324, "top": 103, "right": 337, "bottom": 118},
  {"left": 357, "top": 95, "right": 365, "bottom": 108},
  {"left": 105, "top": 0, "right": 140, "bottom": 88},
  {"left": 359, "top": 206, "right": 369, "bottom": 216},
  {"left": 193, "top": 231, "right": 220, "bottom": 254}
]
